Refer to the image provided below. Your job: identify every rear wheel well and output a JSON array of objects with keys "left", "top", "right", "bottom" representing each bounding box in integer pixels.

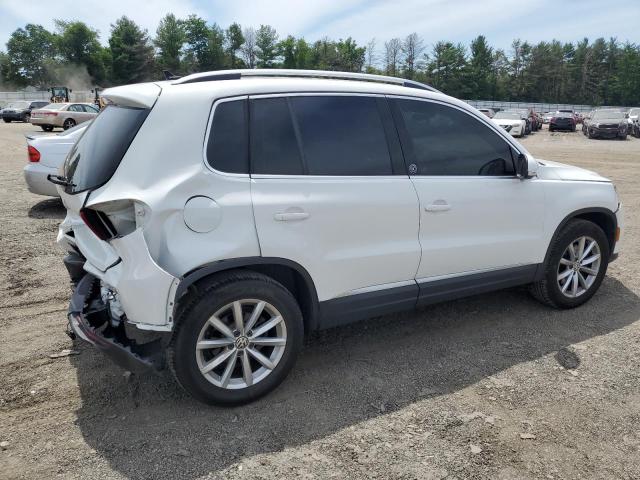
[{"left": 177, "top": 263, "right": 318, "bottom": 335}]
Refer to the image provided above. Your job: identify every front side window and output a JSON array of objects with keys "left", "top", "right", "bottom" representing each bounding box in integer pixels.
[
  {"left": 391, "top": 99, "right": 515, "bottom": 176},
  {"left": 206, "top": 99, "right": 248, "bottom": 174}
]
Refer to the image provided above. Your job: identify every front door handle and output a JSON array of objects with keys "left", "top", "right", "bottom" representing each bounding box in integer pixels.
[
  {"left": 274, "top": 212, "right": 310, "bottom": 221},
  {"left": 425, "top": 201, "right": 451, "bottom": 212}
]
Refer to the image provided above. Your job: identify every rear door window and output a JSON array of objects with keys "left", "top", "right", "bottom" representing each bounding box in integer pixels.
[
  {"left": 290, "top": 96, "right": 392, "bottom": 176},
  {"left": 64, "top": 105, "right": 150, "bottom": 194},
  {"left": 250, "top": 97, "right": 304, "bottom": 175},
  {"left": 206, "top": 99, "right": 248, "bottom": 174}
]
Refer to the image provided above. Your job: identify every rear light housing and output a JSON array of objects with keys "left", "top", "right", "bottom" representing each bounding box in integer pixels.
[
  {"left": 80, "top": 208, "right": 118, "bottom": 241},
  {"left": 27, "top": 145, "right": 40, "bottom": 163}
]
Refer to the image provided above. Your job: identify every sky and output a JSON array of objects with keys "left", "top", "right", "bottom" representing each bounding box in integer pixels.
[{"left": 0, "top": 0, "right": 638, "bottom": 57}]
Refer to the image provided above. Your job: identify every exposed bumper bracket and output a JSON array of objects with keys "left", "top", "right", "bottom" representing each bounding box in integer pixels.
[{"left": 67, "top": 274, "right": 166, "bottom": 373}]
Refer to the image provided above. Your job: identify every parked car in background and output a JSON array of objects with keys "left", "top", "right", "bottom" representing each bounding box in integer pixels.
[
  {"left": 543, "top": 112, "right": 554, "bottom": 124},
  {"left": 549, "top": 112, "right": 576, "bottom": 132},
  {"left": 2, "top": 100, "right": 49, "bottom": 123},
  {"left": 477, "top": 108, "right": 495, "bottom": 118},
  {"left": 586, "top": 109, "right": 628, "bottom": 139},
  {"left": 632, "top": 120, "right": 640, "bottom": 138},
  {"left": 627, "top": 108, "right": 639, "bottom": 131},
  {"left": 23, "top": 123, "right": 89, "bottom": 196},
  {"left": 30, "top": 103, "right": 99, "bottom": 131},
  {"left": 491, "top": 110, "right": 527, "bottom": 137},
  {"left": 582, "top": 111, "right": 594, "bottom": 135}
]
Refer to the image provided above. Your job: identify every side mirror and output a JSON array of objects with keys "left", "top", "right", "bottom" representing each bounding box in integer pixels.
[{"left": 516, "top": 153, "right": 532, "bottom": 179}]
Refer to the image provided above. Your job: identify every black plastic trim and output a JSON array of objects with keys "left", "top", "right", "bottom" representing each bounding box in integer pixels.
[
  {"left": 63, "top": 252, "right": 86, "bottom": 284},
  {"left": 543, "top": 207, "right": 618, "bottom": 267},
  {"left": 319, "top": 283, "right": 419, "bottom": 330},
  {"left": 317, "top": 264, "right": 540, "bottom": 330},
  {"left": 176, "top": 257, "right": 320, "bottom": 328},
  {"left": 417, "top": 264, "right": 538, "bottom": 307}
]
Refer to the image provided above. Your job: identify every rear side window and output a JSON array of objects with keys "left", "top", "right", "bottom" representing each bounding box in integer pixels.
[
  {"left": 391, "top": 99, "right": 515, "bottom": 176},
  {"left": 64, "top": 105, "right": 149, "bottom": 194},
  {"left": 290, "top": 96, "right": 392, "bottom": 176},
  {"left": 251, "top": 97, "right": 303, "bottom": 175},
  {"left": 206, "top": 99, "right": 248, "bottom": 174}
]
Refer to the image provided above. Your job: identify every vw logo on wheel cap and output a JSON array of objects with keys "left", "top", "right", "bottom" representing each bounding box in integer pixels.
[{"left": 235, "top": 336, "right": 250, "bottom": 349}]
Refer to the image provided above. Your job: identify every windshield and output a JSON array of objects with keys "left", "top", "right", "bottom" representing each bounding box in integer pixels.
[
  {"left": 8, "top": 101, "right": 29, "bottom": 109},
  {"left": 555, "top": 112, "right": 573, "bottom": 118},
  {"left": 494, "top": 112, "right": 521, "bottom": 120},
  {"left": 629, "top": 108, "right": 640, "bottom": 116},
  {"left": 593, "top": 110, "right": 624, "bottom": 121},
  {"left": 63, "top": 105, "right": 150, "bottom": 194}
]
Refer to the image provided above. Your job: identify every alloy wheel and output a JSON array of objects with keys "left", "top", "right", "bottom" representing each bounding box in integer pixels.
[
  {"left": 195, "top": 299, "right": 287, "bottom": 389},
  {"left": 557, "top": 236, "right": 602, "bottom": 298}
]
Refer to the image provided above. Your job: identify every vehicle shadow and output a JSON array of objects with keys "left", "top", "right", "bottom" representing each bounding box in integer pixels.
[
  {"left": 27, "top": 198, "right": 65, "bottom": 219},
  {"left": 70, "top": 276, "right": 640, "bottom": 479}
]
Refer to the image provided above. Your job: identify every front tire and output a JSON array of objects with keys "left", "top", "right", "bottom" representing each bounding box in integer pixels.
[
  {"left": 169, "top": 271, "right": 304, "bottom": 406},
  {"left": 62, "top": 118, "right": 76, "bottom": 130},
  {"left": 530, "top": 219, "right": 609, "bottom": 309}
]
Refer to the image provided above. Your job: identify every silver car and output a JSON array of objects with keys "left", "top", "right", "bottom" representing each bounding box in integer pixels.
[
  {"left": 24, "top": 123, "right": 88, "bottom": 196},
  {"left": 30, "top": 103, "right": 99, "bottom": 131}
]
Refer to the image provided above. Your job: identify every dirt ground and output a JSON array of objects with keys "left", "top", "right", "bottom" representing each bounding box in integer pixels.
[{"left": 0, "top": 121, "right": 639, "bottom": 480}]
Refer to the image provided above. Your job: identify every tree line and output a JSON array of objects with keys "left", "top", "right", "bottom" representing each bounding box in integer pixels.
[{"left": 0, "top": 14, "right": 638, "bottom": 106}]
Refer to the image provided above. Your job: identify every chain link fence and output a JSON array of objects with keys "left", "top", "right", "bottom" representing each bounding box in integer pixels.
[
  {"left": 0, "top": 90, "right": 94, "bottom": 105},
  {"left": 464, "top": 100, "right": 630, "bottom": 114}
]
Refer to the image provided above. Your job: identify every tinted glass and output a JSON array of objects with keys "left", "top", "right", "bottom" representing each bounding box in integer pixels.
[
  {"left": 206, "top": 99, "right": 248, "bottom": 174},
  {"left": 290, "top": 96, "right": 392, "bottom": 176},
  {"left": 64, "top": 105, "right": 149, "bottom": 193},
  {"left": 251, "top": 97, "right": 303, "bottom": 175},
  {"left": 84, "top": 105, "right": 99, "bottom": 113},
  {"left": 31, "top": 101, "right": 48, "bottom": 108},
  {"left": 392, "top": 99, "right": 515, "bottom": 176},
  {"left": 69, "top": 104, "right": 83, "bottom": 112}
]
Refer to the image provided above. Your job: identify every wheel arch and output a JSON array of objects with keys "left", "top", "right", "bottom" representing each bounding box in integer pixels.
[
  {"left": 175, "top": 257, "right": 320, "bottom": 333},
  {"left": 542, "top": 207, "right": 617, "bottom": 271}
]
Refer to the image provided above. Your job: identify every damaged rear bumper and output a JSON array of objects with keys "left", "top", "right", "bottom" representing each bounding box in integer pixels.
[{"left": 67, "top": 273, "right": 166, "bottom": 373}]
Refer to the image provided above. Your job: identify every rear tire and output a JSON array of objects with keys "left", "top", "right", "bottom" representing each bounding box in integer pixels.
[
  {"left": 41, "top": 125, "right": 54, "bottom": 132},
  {"left": 169, "top": 271, "right": 304, "bottom": 406},
  {"left": 3, "top": 119, "right": 10, "bottom": 123},
  {"left": 530, "top": 219, "right": 609, "bottom": 309}
]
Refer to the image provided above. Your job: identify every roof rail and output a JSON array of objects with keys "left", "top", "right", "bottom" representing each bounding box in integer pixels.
[{"left": 173, "top": 69, "right": 440, "bottom": 93}]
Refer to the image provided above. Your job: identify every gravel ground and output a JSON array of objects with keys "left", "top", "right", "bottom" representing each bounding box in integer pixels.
[{"left": 1, "top": 122, "right": 639, "bottom": 480}]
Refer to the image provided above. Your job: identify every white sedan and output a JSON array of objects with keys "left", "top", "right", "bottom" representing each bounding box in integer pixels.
[
  {"left": 23, "top": 123, "right": 88, "bottom": 197},
  {"left": 491, "top": 111, "right": 527, "bottom": 137}
]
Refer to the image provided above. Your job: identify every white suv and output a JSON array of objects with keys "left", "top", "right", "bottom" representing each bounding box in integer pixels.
[{"left": 53, "top": 70, "right": 622, "bottom": 405}]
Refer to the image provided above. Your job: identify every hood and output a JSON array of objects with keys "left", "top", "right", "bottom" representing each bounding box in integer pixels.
[
  {"left": 492, "top": 118, "right": 522, "bottom": 127},
  {"left": 535, "top": 159, "right": 610, "bottom": 182}
]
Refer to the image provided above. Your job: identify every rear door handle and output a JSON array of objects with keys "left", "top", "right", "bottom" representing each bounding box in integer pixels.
[
  {"left": 425, "top": 201, "right": 451, "bottom": 212},
  {"left": 274, "top": 212, "right": 310, "bottom": 221}
]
